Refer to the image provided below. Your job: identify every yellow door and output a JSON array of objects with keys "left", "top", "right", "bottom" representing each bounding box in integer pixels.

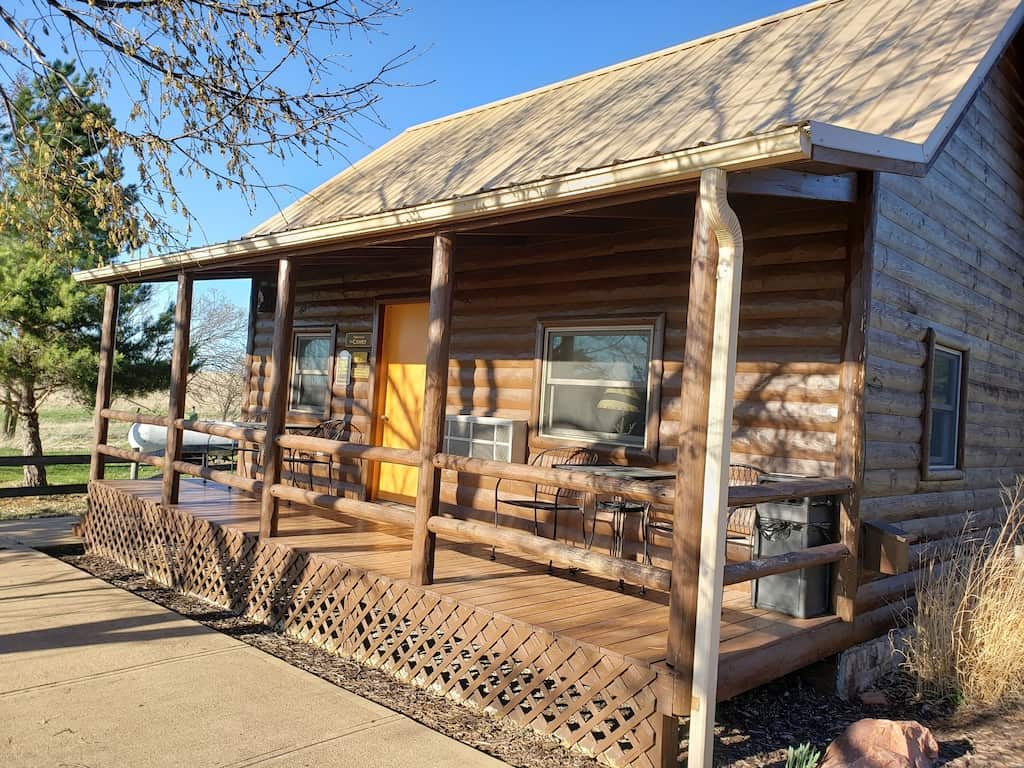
[{"left": 373, "top": 302, "right": 428, "bottom": 503}]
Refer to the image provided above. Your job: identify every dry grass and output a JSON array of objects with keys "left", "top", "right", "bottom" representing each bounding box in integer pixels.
[{"left": 903, "top": 476, "right": 1024, "bottom": 710}]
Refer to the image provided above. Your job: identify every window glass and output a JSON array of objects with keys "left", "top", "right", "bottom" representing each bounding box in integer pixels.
[
  {"left": 290, "top": 333, "right": 332, "bottom": 412},
  {"left": 539, "top": 326, "right": 652, "bottom": 447},
  {"left": 928, "top": 346, "right": 962, "bottom": 469}
]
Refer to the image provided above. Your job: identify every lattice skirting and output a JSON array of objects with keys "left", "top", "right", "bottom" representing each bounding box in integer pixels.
[{"left": 83, "top": 481, "right": 666, "bottom": 768}]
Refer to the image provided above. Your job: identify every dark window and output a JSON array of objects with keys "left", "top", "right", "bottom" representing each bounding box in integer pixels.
[
  {"left": 927, "top": 345, "right": 963, "bottom": 470},
  {"left": 289, "top": 332, "right": 332, "bottom": 412},
  {"left": 538, "top": 325, "right": 653, "bottom": 447},
  {"left": 922, "top": 329, "right": 968, "bottom": 478}
]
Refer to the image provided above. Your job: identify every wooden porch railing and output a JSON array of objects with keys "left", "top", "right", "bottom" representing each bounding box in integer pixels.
[
  {"left": 85, "top": 171, "right": 868, "bottom": 768},
  {"left": 91, "top": 409, "right": 852, "bottom": 595}
]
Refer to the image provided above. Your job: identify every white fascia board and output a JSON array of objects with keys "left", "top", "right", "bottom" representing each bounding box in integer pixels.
[
  {"left": 807, "top": 121, "right": 928, "bottom": 174},
  {"left": 73, "top": 126, "right": 810, "bottom": 285}
]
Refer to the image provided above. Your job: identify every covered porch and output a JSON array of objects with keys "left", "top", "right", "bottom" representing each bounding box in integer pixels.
[
  {"left": 83, "top": 476, "right": 876, "bottom": 768},
  {"left": 79, "top": 166, "right": 893, "bottom": 768}
]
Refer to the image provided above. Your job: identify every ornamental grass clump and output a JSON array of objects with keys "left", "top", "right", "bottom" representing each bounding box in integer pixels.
[
  {"left": 903, "top": 476, "right": 1024, "bottom": 710},
  {"left": 785, "top": 742, "right": 822, "bottom": 768}
]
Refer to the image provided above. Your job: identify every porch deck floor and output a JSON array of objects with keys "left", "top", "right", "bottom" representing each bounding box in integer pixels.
[{"left": 103, "top": 478, "right": 839, "bottom": 696}]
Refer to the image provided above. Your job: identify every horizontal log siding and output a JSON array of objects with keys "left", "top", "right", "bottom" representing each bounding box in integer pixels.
[
  {"left": 861, "top": 47, "right": 1024, "bottom": 602},
  {"left": 242, "top": 196, "right": 849, "bottom": 538}
]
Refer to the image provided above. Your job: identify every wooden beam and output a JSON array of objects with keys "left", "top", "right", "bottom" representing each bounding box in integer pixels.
[
  {"left": 89, "top": 284, "right": 119, "bottom": 482},
  {"left": 175, "top": 418, "right": 267, "bottom": 444},
  {"left": 0, "top": 454, "right": 91, "bottom": 467},
  {"left": 664, "top": 168, "right": 720, "bottom": 714},
  {"left": 432, "top": 453, "right": 851, "bottom": 508},
  {"left": 239, "top": 277, "right": 258, "bottom": 481},
  {"left": 729, "top": 169, "right": 857, "bottom": 202},
  {"left": 278, "top": 433, "right": 418, "bottom": 465},
  {"left": 410, "top": 233, "right": 455, "bottom": 586},
  {"left": 652, "top": 167, "right": 722, "bottom": 765},
  {"left": 834, "top": 171, "right": 877, "bottom": 621},
  {"left": 716, "top": 600, "right": 910, "bottom": 702},
  {"left": 0, "top": 484, "right": 88, "bottom": 499},
  {"left": 169, "top": 459, "right": 262, "bottom": 494},
  {"left": 258, "top": 257, "right": 296, "bottom": 538},
  {"left": 427, "top": 514, "right": 672, "bottom": 591},
  {"left": 101, "top": 409, "right": 170, "bottom": 427},
  {"left": 688, "top": 168, "right": 744, "bottom": 768},
  {"left": 97, "top": 443, "right": 165, "bottom": 468},
  {"left": 861, "top": 521, "right": 910, "bottom": 576},
  {"left": 270, "top": 483, "right": 415, "bottom": 527},
  {"left": 161, "top": 274, "right": 193, "bottom": 507},
  {"left": 723, "top": 543, "right": 850, "bottom": 585}
]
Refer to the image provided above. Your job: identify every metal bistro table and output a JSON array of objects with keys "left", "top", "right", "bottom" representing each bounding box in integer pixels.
[{"left": 552, "top": 464, "right": 675, "bottom": 584}]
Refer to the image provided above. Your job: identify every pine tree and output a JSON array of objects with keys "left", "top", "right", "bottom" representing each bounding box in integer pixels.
[{"left": 0, "top": 63, "right": 173, "bottom": 486}]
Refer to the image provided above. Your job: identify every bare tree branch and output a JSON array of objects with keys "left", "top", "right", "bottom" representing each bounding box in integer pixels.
[{"left": 0, "top": 0, "right": 417, "bottom": 256}]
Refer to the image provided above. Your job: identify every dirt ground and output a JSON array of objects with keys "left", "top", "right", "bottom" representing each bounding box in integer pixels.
[{"left": 53, "top": 549, "right": 1024, "bottom": 768}]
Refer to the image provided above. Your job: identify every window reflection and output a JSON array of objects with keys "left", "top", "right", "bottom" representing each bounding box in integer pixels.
[{"left": 540, "top": 326, "right": 653, "bottom": 447}]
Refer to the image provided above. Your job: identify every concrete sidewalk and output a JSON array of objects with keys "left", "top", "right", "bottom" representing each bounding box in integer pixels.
[
  {"left": 0, "top": 540, "right": 507, "bottom": 768},
  {"left": 0, "top": 514, "right": 81, "bottom": 548}
]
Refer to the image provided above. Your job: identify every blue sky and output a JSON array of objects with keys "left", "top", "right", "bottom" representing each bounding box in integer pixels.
[{"left": 142, "top": 0, "right": 804, "bottom": 307}]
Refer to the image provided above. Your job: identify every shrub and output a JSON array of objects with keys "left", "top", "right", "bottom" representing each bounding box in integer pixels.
[{"left": 902, "top": 476, "right": 1024, "bottom": 709}]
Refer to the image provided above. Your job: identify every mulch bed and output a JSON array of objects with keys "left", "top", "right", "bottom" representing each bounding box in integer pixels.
[{"left": 52, "top": 547, "right": 1023, "bottom": 767}]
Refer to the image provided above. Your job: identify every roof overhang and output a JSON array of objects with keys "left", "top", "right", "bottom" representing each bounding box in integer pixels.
[
  {"left": 74, "top": 126, "right": 813, "bottom": 285},
  {"left": 73, "top": 120, "right": 932, "bottom": 286}
]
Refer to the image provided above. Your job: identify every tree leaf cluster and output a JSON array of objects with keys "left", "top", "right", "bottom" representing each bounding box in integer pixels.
[{"left": 0, "top": 0, "right": 412, "bottom": 255}]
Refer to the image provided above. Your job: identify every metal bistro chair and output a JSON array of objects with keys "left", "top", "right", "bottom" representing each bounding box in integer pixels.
[
  {"left": 724, "top": 463, "right": 763, "bottom": 556},
  {"left": 285, "top": 419, "right": 363, "bottom": 495},
  {"left": 644, "top": 463, "right": 764, "bottom": 565},
  {"left": 492, "top": 446, "right": 600, "bottom": 562},
  {"left": 588, "top": 494, "right": 651, "bottom": 590}
]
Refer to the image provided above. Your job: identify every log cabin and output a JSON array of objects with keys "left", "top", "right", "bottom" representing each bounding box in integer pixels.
[{"left": 74, "top": 1, "right": 1024, "bottom": 766}]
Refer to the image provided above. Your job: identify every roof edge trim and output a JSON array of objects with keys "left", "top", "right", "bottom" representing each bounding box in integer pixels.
[
  {"left": 808, "top": 121, "right": 928, "bottom": 175},
  {"left": 919, "top": 0, "right": 1024, "bottom": 166},
  {"left": 74, "top": 126, "right": 811, "bottom": 285}
]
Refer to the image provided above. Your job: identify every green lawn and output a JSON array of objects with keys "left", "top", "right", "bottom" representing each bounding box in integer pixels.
[
  {"left": 0, "top": 447, "right": 162, "bottom": 487},
  {"left": 0, "top": 386, "right": 234, "bottom": 519},
  {"left": 0, "top": 394, "right": 163, "bottom": 518}
]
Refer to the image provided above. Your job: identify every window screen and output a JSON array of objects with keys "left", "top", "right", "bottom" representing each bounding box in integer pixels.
[
  {"left": 289, "top": 332, "right": 332, "bottom": 412},
  {"left": 538, "top": 326, "right": 653, "bottom": 447}
]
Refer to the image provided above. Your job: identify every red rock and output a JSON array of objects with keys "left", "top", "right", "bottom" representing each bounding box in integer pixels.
[{"left": 820, "top": 719, "right": 939, "bottom": 768}]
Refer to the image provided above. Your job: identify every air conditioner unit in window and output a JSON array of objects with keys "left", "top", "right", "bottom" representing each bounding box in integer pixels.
[{"left": 444, "top": 415, "right": 528, "bottom": 464}]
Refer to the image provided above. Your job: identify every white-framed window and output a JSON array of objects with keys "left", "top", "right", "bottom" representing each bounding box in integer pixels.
[
  {"left": 922, "top": 329, "right": 968, "bottom": 477},
  {"left": 537, "top": 324, "right": 655, "bottom": 448},
  {"left": 289, "top": 331, "right": 333, "bottom": 413},
  {"left": 927, "top": 345, "right": 963, "bottom": 469}
]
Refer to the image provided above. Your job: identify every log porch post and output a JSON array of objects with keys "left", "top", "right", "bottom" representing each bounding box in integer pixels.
[
  {"left": 162, "top": 273, "right": 194, "bottom": 507},
  {"left": 687, "top": 169, "right": 745, "bottom": 768},
  {"left": 834, "top": 171, "right": 876, "bottom": 621},
  {"left": 410, "top": 232, "right": 455, "bottom": 586},
  {"left": 660, "top": 170, "right": 721, "bottom": 731},
  {"left": 159, "top": 274, "right": 193, "bottom": 507},
  {"left": 89, "top": 284, "right": 119, "bottom": 482},
  {"left": 259, "top": 257, "right": 296, "bottom": 538}
]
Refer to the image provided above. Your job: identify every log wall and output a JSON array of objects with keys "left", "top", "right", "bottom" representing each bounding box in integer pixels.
[
  {"left": 242, "top": 194, "right": 852, "bottom": 542},
  {"left": 860, "top": 43, "right": 1024, "bottom": 603}
]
